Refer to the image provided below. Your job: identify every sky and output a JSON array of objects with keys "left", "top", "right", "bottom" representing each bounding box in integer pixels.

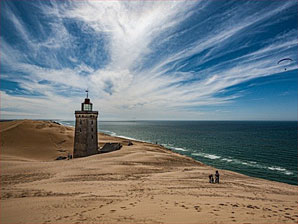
[{"left": 1, "top": 0, "right": 297, "bottom": 121}]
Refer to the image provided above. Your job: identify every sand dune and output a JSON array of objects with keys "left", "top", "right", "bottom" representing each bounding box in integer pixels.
[
  {"left": 1, "top": 120, "right": 297, "bottom": 224},
  {"left": 0, "top": 120, "right": 74, "bottom": 161}
]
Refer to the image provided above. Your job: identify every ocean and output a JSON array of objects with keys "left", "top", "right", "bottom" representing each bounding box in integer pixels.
[{"left": 60, "top": 120, "right": 297, "bottom": 185}]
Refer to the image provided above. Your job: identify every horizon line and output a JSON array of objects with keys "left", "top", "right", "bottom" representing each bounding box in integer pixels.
[{"left": 0, "top": 119, "right": 297, "bottom": 122}]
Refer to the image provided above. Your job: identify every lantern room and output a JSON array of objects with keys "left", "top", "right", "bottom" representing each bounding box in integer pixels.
[
  {"left": 81, "top": 98, "right": 92, "bottom": 111},
  {"left": 81, "top": 90, "right": 93, "bottom": 111}
]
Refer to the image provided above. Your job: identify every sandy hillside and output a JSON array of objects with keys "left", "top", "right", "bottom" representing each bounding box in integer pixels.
[
  {"left": 0, "top": 120, "right": 297, "bottom": 224},
  {"left": 0, "top": 120, "right": 74, "bottom": 161}
]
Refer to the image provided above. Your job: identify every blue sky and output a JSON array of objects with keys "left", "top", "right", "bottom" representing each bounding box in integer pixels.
[{"left": 1, "top": 0, "right": 297, "bottom": 120}]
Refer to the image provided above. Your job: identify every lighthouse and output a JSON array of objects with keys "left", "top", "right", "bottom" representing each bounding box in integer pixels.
[{"left": 73, "top": 91, "right": 98, "bottom": 158}]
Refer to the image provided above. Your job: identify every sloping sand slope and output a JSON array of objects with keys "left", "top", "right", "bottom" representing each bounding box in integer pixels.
[
  {"left": 0, "top": 120, "right": 74, "bottom": 161},
  {"left": 1, "top": 120, "right": 297, "bottom": 224}
]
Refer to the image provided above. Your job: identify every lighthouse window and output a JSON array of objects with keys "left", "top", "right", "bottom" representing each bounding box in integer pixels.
[
  {"left": 91, "top": 135, "right": 93, "bottom": 139},
  {"left": 80, "top": 128, "right": 81, "bottom": 132},
  {"left": 83, "top": 104, "right": 92, "bottom": 111},
  {"left": 91, "top": 128, "right": 93, "bottom": 132},
  {"left": 80, "top": 120, "right": 82, "bottom": 124},
  {"left": 91, "top": 121, "right": 93, "bottom": 125}
]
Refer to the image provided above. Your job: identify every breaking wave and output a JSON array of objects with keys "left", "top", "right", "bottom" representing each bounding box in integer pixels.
[
  {"left": 191, "top": 152, "right": 293, "bottom": 176},
  {"left": 192, "top": 152, "right": 221, "bottom": 159},
  {"left": 162, "top": 144, "right": 188, "bottom": 152},
  {"left": 99, "top": 129, "right": 117, "bottom": 136}
]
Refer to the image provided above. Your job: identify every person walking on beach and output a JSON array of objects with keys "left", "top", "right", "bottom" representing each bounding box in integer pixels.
[
  {"left": 209, "top": 174, "right": 214, "bottom": 183},
  {"left": 215, "top": 170, "right": 220, "bottom": 183}
]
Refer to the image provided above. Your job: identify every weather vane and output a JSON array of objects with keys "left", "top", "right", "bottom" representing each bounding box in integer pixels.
[{"left": 85, "top": 89, "right": 89, "bottom": 98}]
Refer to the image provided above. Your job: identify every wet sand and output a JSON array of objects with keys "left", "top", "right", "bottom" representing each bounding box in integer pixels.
[{"left": 1, "top": 120, "right": 297, "bottom": 223}]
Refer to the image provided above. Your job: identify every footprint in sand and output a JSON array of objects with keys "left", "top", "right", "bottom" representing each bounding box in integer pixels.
[
  {"left": 285, "top": 208, "right": 293, "bottom": 210},
  {"left": 129, "top": 203, "right": 136, "bottom": 207},
  {"left": 284, "top": 216, "right": 294, "bottom": 220},
  {"left": 110, "top": 210, "right": 116, "bottom": 212},
  {"left": 181, "top": 204, "right": 189, "bottom": 209},
  {"left": 194, "top": 206, "right": 201, "bottom": 212}
]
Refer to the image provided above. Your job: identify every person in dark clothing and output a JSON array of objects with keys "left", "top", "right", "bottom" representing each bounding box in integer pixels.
[
  {"left": 209, "top": 174, "right": 214, "bottom": 183},
  {"left": 215, "top": 170, "right": 220, "bottom": 183}
]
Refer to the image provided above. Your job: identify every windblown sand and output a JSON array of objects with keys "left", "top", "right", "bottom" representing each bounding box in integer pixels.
[{"left": 1, "top": 120, "right": 297, "bottom": 224}]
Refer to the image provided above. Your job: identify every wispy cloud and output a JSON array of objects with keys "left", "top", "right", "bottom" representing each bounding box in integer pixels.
[{"left": 1, "top": 0, "right": 297, "bottom": 120}]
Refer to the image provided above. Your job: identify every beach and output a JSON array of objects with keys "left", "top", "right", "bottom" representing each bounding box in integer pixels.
[{"left": 1, "top": 120, "right": 297, "bottom": 224}]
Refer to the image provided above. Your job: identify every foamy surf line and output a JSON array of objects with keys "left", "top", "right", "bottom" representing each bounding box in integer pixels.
[
  {"left": 99, "top": 129, "right": 190, "bottom": 151},
  {"left": 99, "top": 129, "right": 157, "bottom": 144},
  {"left": 192, "top": 152, "right": 220, "bottom": 160},
  {"left": 99, "top": 129, "right": 117, "bottom": 136},
  {"left": 162, "top": 144, "right": 188, "bottom": 152},
  {"left": 58, "top": 121, "right": 75, "bottom": 128},
  {"left": 192, "top": 152, "right": 294, "bottom": 176}
]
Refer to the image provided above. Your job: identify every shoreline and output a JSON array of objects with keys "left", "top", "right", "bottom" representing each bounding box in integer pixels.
[
  {"left": 1, "top": 120, "right": 297, "bottom": 224},
  {"left": 80, "top": 122, "right": 296, "bottom": 186},
  {"left": 4, "top": 119, "right": 297, "bottom": 185},
  {"left": 99, "top": 131, "right": 297, "bottom": 187}
]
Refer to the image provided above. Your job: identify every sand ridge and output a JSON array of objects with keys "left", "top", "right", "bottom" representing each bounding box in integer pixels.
[{"left": 0, "top": 120, "right": 297, "bottom": 224}]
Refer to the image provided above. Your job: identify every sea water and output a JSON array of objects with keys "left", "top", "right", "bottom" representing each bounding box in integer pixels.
[{"left": 60, "top": 120, "right": 297, "bottom": 185}]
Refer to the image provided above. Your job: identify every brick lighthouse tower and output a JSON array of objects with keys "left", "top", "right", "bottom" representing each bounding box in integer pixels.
[{"left": 73, "top": 90, "right": 98, "bottom": 158}]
